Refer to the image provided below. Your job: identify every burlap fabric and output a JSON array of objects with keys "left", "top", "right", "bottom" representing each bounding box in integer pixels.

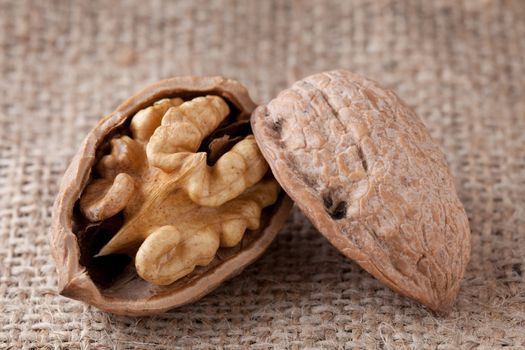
[{"left": 1, "top": 0, "right": 524, "bottom": 348}]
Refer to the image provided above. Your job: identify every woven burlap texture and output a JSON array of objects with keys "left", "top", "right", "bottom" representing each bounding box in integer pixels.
[{"left": 1, "top": 0, "right": 524, "bottom": 348}]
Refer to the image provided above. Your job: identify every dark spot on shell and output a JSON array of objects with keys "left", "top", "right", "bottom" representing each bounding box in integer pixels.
[
  {"left": 330, "top": 201, "right": 347, "bottom": 220},
  {"left": 323, "top": 193, "right": 333, "bottom": 209},
  {"left": 271, "top": 118, "right": 283, "bottom": 137},
  {"left": 322, "top": 192, "right": 347, "bottom": 220},
  {"left": 512, "top": 263, "right": 522, "bottom": 277}
]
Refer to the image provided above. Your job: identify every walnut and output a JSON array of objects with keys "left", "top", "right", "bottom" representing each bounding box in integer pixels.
[
  {"left": 51, "top": 77, "right": 293, "bottom": 315},
  {"left": 252, "top": 70, "right": 471, "bottom": 312},
  {"left": 79, "top": 95, "right": 279, "bottom": 285},
  {"left": 52, "top": 71, "right": 471, "bottom": 315}
]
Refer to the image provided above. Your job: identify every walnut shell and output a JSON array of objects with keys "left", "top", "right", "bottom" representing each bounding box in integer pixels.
[
  {"left": 51, "top": 76, "right": 293, "bottom": 316},
  {"left": 251, "top": 70, "right": 471, "bottom": 311}
]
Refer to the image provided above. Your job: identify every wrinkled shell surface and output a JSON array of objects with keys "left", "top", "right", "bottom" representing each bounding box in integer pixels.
[
  {"left": 252, "top": 70, "right": 471, "bottom": 311},
  {"left": 51, "top": 76, "right": 292, "bottom": 316}
]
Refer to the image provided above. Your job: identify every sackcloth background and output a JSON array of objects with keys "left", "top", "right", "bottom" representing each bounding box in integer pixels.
[{"left": 1, "top": 0, "right": 524, "bottom": 348}]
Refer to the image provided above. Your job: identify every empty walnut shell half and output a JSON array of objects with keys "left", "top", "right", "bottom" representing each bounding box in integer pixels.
[
  {"left": 51, "top": 76, "right": 293, "bottom": 316},
  {"left": 252, "top": 70, "right": 471, "bottom": 311}
]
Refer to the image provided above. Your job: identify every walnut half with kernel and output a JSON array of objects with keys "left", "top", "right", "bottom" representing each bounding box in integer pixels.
[
  {"left": 52, "top": 71, "right": 471, "bottom": 315},
  {"left": 51, "top": 77, "right": 293, "bottom": 315}
]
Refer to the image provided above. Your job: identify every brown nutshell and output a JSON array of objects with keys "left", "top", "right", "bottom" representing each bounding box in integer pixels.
[
  {"left": 251, "top": 70, "right": 471, "bottom": 311},
  {"left": 51, "top": 76, "right": 293, "bottom": 316}
]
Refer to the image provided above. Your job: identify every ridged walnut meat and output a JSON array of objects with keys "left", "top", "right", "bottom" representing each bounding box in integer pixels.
[
  {"left": 51, "top": 76, "right": 292, "bottom": 315},
  {"left": 252, "top": 70, "right": 471, "bottom": 311}
]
